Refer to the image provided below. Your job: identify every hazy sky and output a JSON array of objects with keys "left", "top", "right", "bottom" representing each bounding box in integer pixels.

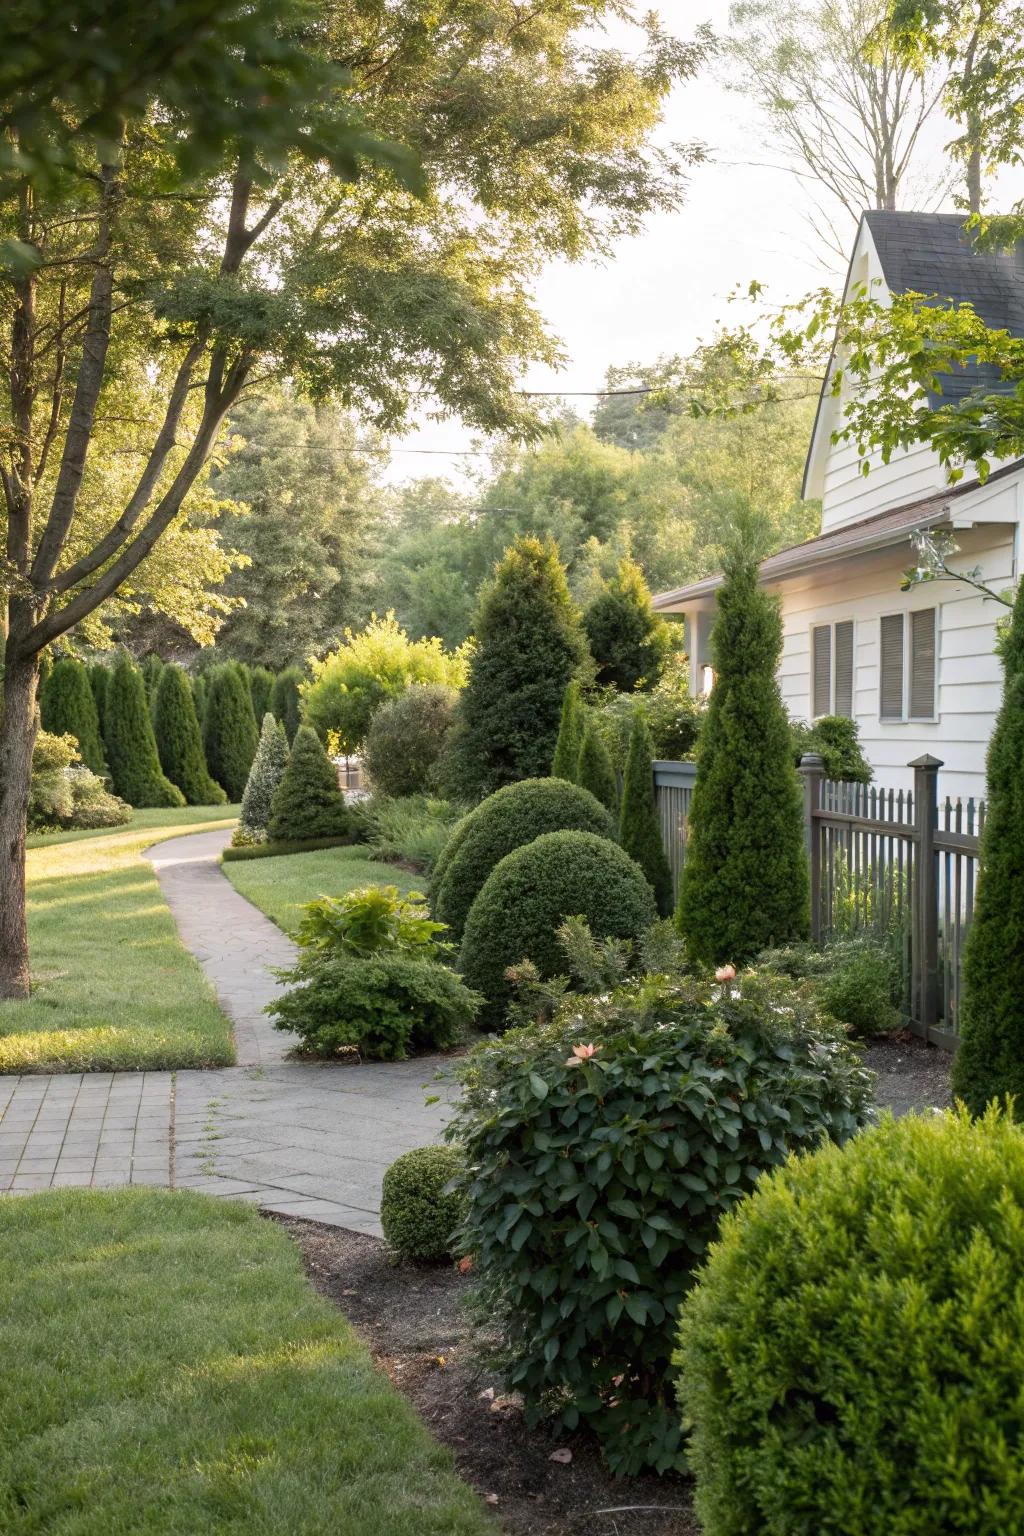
[{"left": 382, "top": 1, "right": 1022, "bottom": 485}]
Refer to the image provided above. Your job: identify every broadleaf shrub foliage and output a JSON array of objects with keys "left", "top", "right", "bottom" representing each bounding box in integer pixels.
[
  {"left": 448, "top": 969, "right": 871, "bottom": 1476},
  {"left": 296, "top": 885, "right": 451, "bottom": 960},
  {"left": 676, "top": 1107, "right": 1024, "bottom": 1536},
  {"left": 363, "top": 683, "right": 457, "bottom": 798},
  {"left": 381, "top": 1145, "right": 465, "bottom": 1264}
]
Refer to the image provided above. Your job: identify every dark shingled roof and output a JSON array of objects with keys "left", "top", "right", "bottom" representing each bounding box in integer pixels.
[{"left": 863, "top": 210, "right": 1024, "bottom": 404}]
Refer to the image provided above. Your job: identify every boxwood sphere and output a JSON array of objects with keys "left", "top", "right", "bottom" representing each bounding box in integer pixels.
[
  {"left": 676, "top": 1108, "right": 1024, "bottom": 1536},
  {"left": 380, "top": 1145, "right": 464, "bottom": 1263},
  {"left": 433, "top": 776, "right": 615, "bottom": 941},
  {"left": 459, "top": 830, "right": 657, "bottom": 1026}
]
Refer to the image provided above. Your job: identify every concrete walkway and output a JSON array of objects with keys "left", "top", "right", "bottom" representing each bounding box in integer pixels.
[{"left": 0, "top": 828, "right": 455, "bottom": 1231}]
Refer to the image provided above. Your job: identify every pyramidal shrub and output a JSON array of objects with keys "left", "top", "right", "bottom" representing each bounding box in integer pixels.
[
  {"left": 203, "top": 664, "right": 259, "bottom": 801},
  {"left": 552, "top": 679, "right": 587, "bottom": 781},
  {"left": 576, "top": 715, "right": 618, "bottom": 814},
  {"left": 103, "top": 656, "right": 185, "bottom": 808},
  {"left": 40, "top": 657, "right": 106, "bottom": 775},
  {"left": 153, "top": 664, "right": 227, "bottom": 806},
  {"left": 268, "top": 724, "right": 349, "bottom": 842},
  {"left": 237, "top": 713, "right": 290, "bottom": 841},
  {"left": 88, "top": 662, "right": 111, "bottom": 734},
  {"left": 619, "top": 708, "right": 673, "bottom": 917}
]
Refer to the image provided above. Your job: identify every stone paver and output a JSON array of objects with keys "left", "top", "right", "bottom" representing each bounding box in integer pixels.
[{"left": 0, "top": 829, "right": 453, "bottom": 1231}]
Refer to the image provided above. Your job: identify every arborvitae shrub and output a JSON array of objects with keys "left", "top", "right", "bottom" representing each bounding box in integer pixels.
[
  {"left": 363, "top": 684, "right": 457, "bottom": 798},
  {"left": 191, "top": 672, "right": 208, "bottom": 728},
  {"left": 677, "top": 554, "right": 809, "bottom": 964},
  {"left": 551, "top": 679, "right": 586, "bottom": 781},
  {"left": 677, "top": 1107, "right": 1024, "bottom": 1533},
  {"left": 141, "top": 653, "right": 164, "bottom": 707},
  {"left": 952, "top": 583, "right": 1024, "bottom": 1113},
  {"left": 40, "top": 657, "right": 106, "bottom": 774},
  {"left": 619, "top": 709, "right": 673, "bottom": 917},
  {"left": 380, "top": 1145, "right": 465, "bottom": 1263},
  {"left": 583, "top": 556, "right": 673, "bottom": 691},
  {"left": 459, "top": 829, "right": 657, "bottom": 1027},
  {"left": 88, "top": 662, "right": 110, "bottom": 733},
  {"left": 153, "top": 664, "right": 227, "bottom": 806},
  {"left": 445, "top": 536, "right": 589, "bottom": 799},
  {"left": 202, "top": 664, "right": 259, "bottom": 801},
  {"left": 268, "top": 724, "right": 349, "bottom": 842},
  {"left": 269, "top": 665, "right": 304, "bottom": 743},
  {"left": 238, "top": 712, "right": 290, "bottom": 838},
  {"left": 249, "top": 665, "right": 275, "bottom": 724},
  {"left": 433, "top": 777, "right": 615, "bottom": 941},
  {"left": 103, "top": 656, "right": 185, "bottom": 808},
  {"left": 576, "top": 716, "right": 618, "bottom": 814}
]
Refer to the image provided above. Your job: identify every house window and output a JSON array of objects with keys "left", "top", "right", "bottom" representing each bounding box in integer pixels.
[
  {"left": 879, "top": 608, "right": 937, "bottom": 721},
  {"left": 811, "top": 620, "right": 854, "bottom": 718}
]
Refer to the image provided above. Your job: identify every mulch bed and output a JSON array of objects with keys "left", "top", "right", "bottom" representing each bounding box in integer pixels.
[
  {"left": 276, "top": 1215, "right": 699, "bottom": 1536},
  {"left": 862, "top": 1030, "right": 953, "bottom": 1118}
]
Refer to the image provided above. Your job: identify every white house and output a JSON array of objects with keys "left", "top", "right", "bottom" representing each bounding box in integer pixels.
[{"left": 653, "top": 211, "right": 1024, "bottom": 801}]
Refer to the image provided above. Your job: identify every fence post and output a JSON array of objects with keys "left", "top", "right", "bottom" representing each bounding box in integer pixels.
[
  {"left": 798, "top": 754, "right": 825, "bottom": 944},
  {"left": 910, "top": 754, "right": 942, "bottom": 1038}
]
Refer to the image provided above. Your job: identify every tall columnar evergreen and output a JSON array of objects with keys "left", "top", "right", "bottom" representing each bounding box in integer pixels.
[
  {"left": 153, "top": 665, "right": 227, "bottom": 806},
  {"left": 584, "top": 556, "right": 674, "bottom": 692},
  {"left": 269, "top": 666, "right": 304, "bottom": 744},
  {"left": 239, "top": 713, "right": 291, "bottom": 838},
  {"left": 141, "top": 654, "right": 165, "bottom": 708},
  {"left": 202, "top": 665, "right": 260, "bottom": 802},
  {"left": 40, "top": 658, "right": 106, "bottom": 775},
  {"left": 249, "top": 666, "right": 275, "bottom": 724},
  {"left": 552, "top": 679, "right": 587, "bottom": 782},
  {"left": 191, "top": 673, "right": 208, "bottom": 728},
  {"left": 446, "top": 536, "right": 589, "bottom": 799},
  {"left": 951, "top": 584, "right": 1024, "bottom": 1114},
  {"left": 577, "top": 716, "right": 618, "bottom": 815},
  {"left": 103, "top": 656, "right": 185, "bottom": 808},
  {"left": 619, "top": 708, "right": 673, "bottom": 917},
  {"left": 87, "top": 663, "right": 110, "bottom": 737},
  {"left": 267, "top": 724, "right": 349, "bottom": 842},
  {"left": 676, "top": 554, "right": 808, "bottom": 965}
]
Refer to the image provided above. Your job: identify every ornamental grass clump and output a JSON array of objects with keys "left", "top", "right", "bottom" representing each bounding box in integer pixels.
[
  {"left": 676, "top": 1106, "right": 1024, "bottom": 1536},
  {"left": 447, "top": 968, "right": 871, "bottom": 1477},
  {"left": 381, "top": 1145, "right": 465, "bottom": 1264}
]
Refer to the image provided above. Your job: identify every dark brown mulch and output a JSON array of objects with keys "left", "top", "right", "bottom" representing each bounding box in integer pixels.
[
  {"left": 275, "top": 1215, "right": 698, "bottom": 1536},
  {"left": 862, "top": 1031, "right": 954, "bottom": 1118}
]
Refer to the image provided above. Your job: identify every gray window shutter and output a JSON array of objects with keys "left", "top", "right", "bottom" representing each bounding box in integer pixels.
[
  {"left": 834, "top": 621, "right": 854, "bottom": 718},
  {"left": 880, "top": 613, "right": 905, "bottom": 720},
  {"left": 812, "top": 625, "right": 832, "bottom": 717},
  {"left": 909, "top": 607, "right": 937, "bottom": 719}
]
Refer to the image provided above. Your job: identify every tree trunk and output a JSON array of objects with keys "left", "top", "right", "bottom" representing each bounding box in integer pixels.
[
  {"left": 966, "top": 138, "right": 982, "bottom": 215},
  {"left": 0, "top": 645, "right": 39, "bottom": 1000}
]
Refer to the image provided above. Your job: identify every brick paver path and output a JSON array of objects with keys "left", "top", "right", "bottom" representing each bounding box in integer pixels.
[{"left": 0, "top": 828, "right": 454, "bottom": 1230}]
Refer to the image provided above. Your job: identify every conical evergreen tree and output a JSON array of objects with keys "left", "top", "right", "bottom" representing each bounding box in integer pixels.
[
  {"left": 153, "top": 665, "right": 227, "bottom": 805},
  {"left": 445, "top": 536, "right": 590, "bottom": 799},
  {"left": 269, "top": 665, "right": 304, "bottom": 743},
  {"left": 88, "top": 663, "right": 110, "bottom": 736},
  {"left": 551, "top": 679, "right": 586, "bottom": 782},
  {"left": 191, "top": 673, "right": 208, "bottom": 728},
  {"left": 141, "top": 654, "right": 165, "bottom": 708},
  {"left": 619, "top": 707, "right": 673, "bottom": 917},
  {"left": 40, "top": 657, "right": 106, "bottom": 774},
  {"left": 951, "top": 582, "right": 1024, "bottom": 1114},
  {"left": 584, "top": 556, "right": 673, "bottom": 692},
  {"left": 202, "top": 665, "right": 259, "bottom": 801},
  {"left": 577, "top": 716, "right": 618, "bottom": 815},
  {"left": 103, "top": 655, "right": 185, "bottom": 807},
  {"left": 268, "top": 724, "right": 349, "bottom": 841},
  {"left": 239, "top": 713, "right": 290, "bottom": 837},
  {"left": 249, "top": 666, "right": 275, "bottom": 723},
  {"left": 676, "top": 553, "right": 808, "bottom": 964}
]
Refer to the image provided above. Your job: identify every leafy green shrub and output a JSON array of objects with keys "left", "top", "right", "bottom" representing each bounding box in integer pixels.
[
  {"left": 153, "top": 664, "right": 227, "bottom": 806},
  {"left": 40, "top": 657, "right": 106, "bottom": 774},
  {"left": 433, "top": 777, "right": 615, "bottom": 943},
  {"left": 27, "top": 731, "right": 78, "bottom": 828},
  {"left": 363, "top": 683, "right": 457, "bottom": 798},
  {"left": 221, "top": 835, "right": 351, "bottom": 863},
  {"left": 103, "top": 656, "right": 185, "bottom": 808},
  {"left": 381, "top": 1146, "right": 464, "bottom": 1263},
  {"left": 269, "top": 664, "right": 303, "bottom": 743},
  {"left": 448, "top": 969, "right": 871, "bottom": 1476},
  {"left": 295, "top": 884, "right": 450, "bottom": 959},
  {"left": 619, "top": 708, "right": 673, "bottom": 917},
  {"left": 676, "top": 1106, "right": 1024, "bottom": 1535},
  {"left": 757, "top": 934, "right": 901, "bottom": 1037},
  {"left": 459, "top": 829, "right": 657, "bottom": 1027},
  {"left": 790, "top": 713, "right": 872, "bottom": 782},
  {"left": 583, "top": 555, "right": 673, "bottom": 692},
  {"left": 575, "top": 716, "right": 617, "bottom": 813},
  {"left": 267, "top": 724, "right": 349, "bottom": 842},
  {"left": 65, "top": 767, "right": 131, "bottom": 829},
  {"left": 597, "top": 654, "right": 702, "bottom": 769},
  {"left": 551, "top": 678, "right": 587, "bottom": 781},
  {"left": 269, "top": 951, "right": 479, "bottom": 1060},
  {"left": 356, "top": 794, "right": 464, "bottom": 872},
  {"left": 202, "top": 664, "right": 259, "bottom": 801},
  {"left": 236, "top": 711, "right": 289, "bottom": 841}
]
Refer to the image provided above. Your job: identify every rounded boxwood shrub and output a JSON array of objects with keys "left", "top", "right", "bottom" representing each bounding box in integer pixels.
[
  {"left": 381, "top": 1145, "right": 464, "bottom": 1263},
  {"left": 676, "top": 1107, "right": 1024, "bottom": 1536},
  {"left": 363, "top": 683, "right": 457, "bottom": 799},
  {"left": 433, "top": 777, "right": 615, "bottom": 942},
  {"left": 459, "top": 830, "right": 657, "bottom": 1027},
  {"left": 447, "top": 970, "right": 871, "bottom": 1477}
]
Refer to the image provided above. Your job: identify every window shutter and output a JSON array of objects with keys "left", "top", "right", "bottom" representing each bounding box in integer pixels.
[
  {"left": 834, "top": 621, "right": 854, "bottom": 718},
  {"left": 909, "top": 608, "right": 937, "bottom": 720},
  {"left": 812, "top": 625, "right": 832, "bottom": 717},
  {"left": 880, "top": 614, "right": 904, "bottom": 720}
]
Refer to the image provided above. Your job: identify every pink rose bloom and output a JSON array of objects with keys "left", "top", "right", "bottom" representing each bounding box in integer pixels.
[{"left": 715, "top": 964, "right": 736, "bottom": 982}]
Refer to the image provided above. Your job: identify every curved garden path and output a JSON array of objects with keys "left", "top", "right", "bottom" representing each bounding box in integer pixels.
[{"left": 0, "top": 828, "right": 455, "bottom": 1231}]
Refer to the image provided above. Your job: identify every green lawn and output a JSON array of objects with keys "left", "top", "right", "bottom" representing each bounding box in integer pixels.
[
  {"left": 0, "top": 1190, "right": 492, "bottom": 1536},
  {"left": 224, "top": 844, "right": 422, "bottom": 936},
  {"left": 0, "top": 808, "right": 238, "bottom": 1073}
]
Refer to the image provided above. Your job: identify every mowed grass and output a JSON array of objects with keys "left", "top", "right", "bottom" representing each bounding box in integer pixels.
[
  {"left": 223, "top": 844, "right": 422, "bottom": 936},
  {"left": 0, "top": 1189, "right": 493, "bottom": 1536},
  {"left": 0, "top": 809, "right": 238, "bottom": 1074}
]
